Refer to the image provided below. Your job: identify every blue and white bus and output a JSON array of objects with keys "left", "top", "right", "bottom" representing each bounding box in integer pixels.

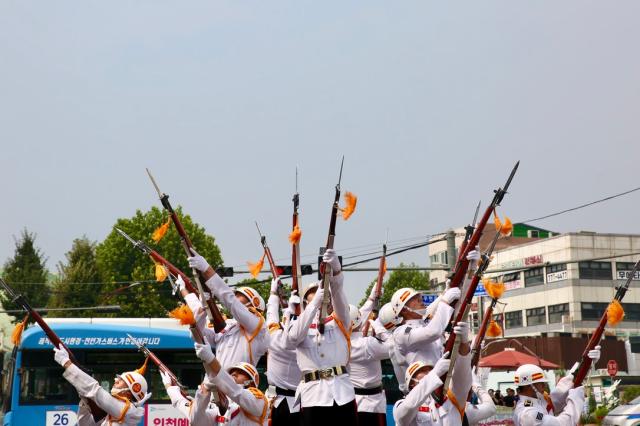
[
  {"left": 1, "top": 318, "right": 201, "bottom": 426},
  {"left": 0, "top": 318, "right": 403, "bottom": 425}
]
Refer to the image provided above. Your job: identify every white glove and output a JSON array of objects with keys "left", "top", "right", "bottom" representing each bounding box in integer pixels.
[
  {"left": 466, "top": 248, "right": 481, "bottom": 262},
  {"left": 160, "top": 370, "right": 173, "bottom": 387},
  {"left": 53, "top": 344, "right": 70, "bottom": 367},
  {"left": 588, "top": 345, "right": 601, "bottom": 364},
  {"left": 288, "top": 293, "right": 301, "bottom": 310},
  {"left": 453, "top": 321, "right": 470, "bottom": 343},
  {"left": 194, "top": 342, "right": 215, "bottom": 364},
  {"left": 431, "top": 352, "right": 451, "bottom": 377},
  {"left": 555, "top": 374, "right": 574, "bottom": 395},
  {"left": 270, "top": 278, "right": 280, "bottom": 294},
  {"left": 310, "top": 287, "right": 325, "bottom": 308},
  {"left": 175, "top": 275, "right": 186, "bottom": 292},
  {"left": 442, "top": 287, "right": 461, "bottom": 304},
  {"left": 203, "top": 374, "right": 216, "bottom": 391},
  {"left": 322, "top": 249, "right": 341, "bottom": 274},
  {"left": 188, "top": 248, "right": 210, "bottom": 273}
]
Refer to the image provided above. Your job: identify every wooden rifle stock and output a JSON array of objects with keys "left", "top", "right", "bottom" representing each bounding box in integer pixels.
[
  {"left": 0, "top": 278, "right": 107, "bottom": 422},
  {"left": 470, "top": 299, "right": 499, "bottom": 368},
  {"left": 256, "top": 224, "right": 287, "bottom": 309},
  {"left": 573, "top": 258, "right": 640, "bottom": 386},
  {"left": 146, "top": 169, "right": 227, "bottom": 332},
  {"left": 361, "top": 243, "right": 387, "bottom": 336}
]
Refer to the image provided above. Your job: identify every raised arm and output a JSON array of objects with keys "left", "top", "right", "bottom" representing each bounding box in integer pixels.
[{"left": 286, "top": 286, "right": 324, "bottom": 345}]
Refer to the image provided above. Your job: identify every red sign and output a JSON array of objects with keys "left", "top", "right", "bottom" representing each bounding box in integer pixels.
[{"left": 607, "top": 360, "right": 618, "bottom": 377}]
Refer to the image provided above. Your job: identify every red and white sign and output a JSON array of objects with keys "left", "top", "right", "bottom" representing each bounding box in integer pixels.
[{"left": 607, "top": 360, "right": 618, "bottom": 377}]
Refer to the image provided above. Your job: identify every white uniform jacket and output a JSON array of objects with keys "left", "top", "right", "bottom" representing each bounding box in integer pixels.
[
  {"left": 349, "top": 326, "right": 391, "bottom": 414},
  {"left": 185, "top": 275, "right": 268, "bottom": 368},
  {"left": 286, "top": 272, "right": 354, "bottom": 408},
  {"left": 465, "top": 385, "right": 496, "bottom": 425},
  {"left": 62, "top": 364, "right": 144, "bottom": 426},
  {"left": 513, "top": 392, "right": 584, "bottom": 426},
  {"left": 393, "top": 354, "right": 473, "bottom": 426},
  {"left": 265, "top": 293, "right": 301, "bottom": 413},
  {"left": 391, "top": 302, "right": 453, "bottom": 393}
]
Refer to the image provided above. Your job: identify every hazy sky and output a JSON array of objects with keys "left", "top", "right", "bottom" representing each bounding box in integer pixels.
[{"left": 1, "top": 1, "right": 639, "bottom": 304}]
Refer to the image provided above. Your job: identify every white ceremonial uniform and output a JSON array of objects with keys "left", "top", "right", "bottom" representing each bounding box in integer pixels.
[
  {"left": 165, "top": 386, "right": 193, "bottom": 419},
  {"left": 265, "top": 293, "right": 301, "bottom": 413},
  {"left": 183, "top": 369, "right": 269, "bottom": 426},
  {"left": 513, "top": 391, "right": 584, "bottom": 426},
  {"left": 286, "top": 272, "right": 354, "bottom": 408},
  {"left": 393, "top": 354, "right": 473, "bottom": 426},
  {"left": 349, "top": 325, "right": 391, "bottom": 414},
  {"left": 465, "top": 385, "right": 496, "bottom": 425},
  {"left": 185, "top": 274, "right": 268, "bottom": 368},
  {"left": 62, "top": 364, "right": 144, "bottom": 426},
  {"left": 391, "top": 302, "right": 453, "bottom": 393}
]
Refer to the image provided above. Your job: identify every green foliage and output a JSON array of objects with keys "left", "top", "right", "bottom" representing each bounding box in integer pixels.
[
  {"left": 621, "top": 385, "right": 640, "bottom": 404},
  {"left": 0, "top": 230, "right": 49, "bottom": 319},
  {"left": 49, "top": 237, "right": 100, "bottom": 317},
  {"left": 95, "top": 206, "right": 222, "bottom": 317},
  {"left": 359, "top": 263, "right": 431, "bottom": 306},
  {"left": 595, "top": 405, "right": 609, "bottom": 421}
]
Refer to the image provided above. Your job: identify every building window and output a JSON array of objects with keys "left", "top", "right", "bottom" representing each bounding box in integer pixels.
[
  {"left": 430, "top": 251, "right": 448, "bottom": 266},
  {"left": 524, "top": 267, "right": 544, "bottom": 286},
  {"left": 528, "top": 230, "right": 539, "bottom": 238},
  {"left": 502, "top": 272, "right": 520, "bottom": 283},
  {"left": 581, "top": 302, "right": 608, "bottom": 320},
  {"left": 624, "top": 303, "right": 640, "bottom": 321},
  {"left": 546, "top": 263, "right": 568, "bottom": 283},
  {"left": 526, "top": 307, "right": 546, "bottom": 326},
  {"left": 616, "top": 262, "right": 640, "bottom": 281},
  {"left": 579, "top": 261, "right": 612, "bottom": 280},
  {"left": 547, "top": 264, "right": 567, "bottom": 273},
  {"left": 548, "top": 303, "right": 569, "bottom": 324},
  {"left": 505, "top": 311, "right": 523, "bottom": 329}
]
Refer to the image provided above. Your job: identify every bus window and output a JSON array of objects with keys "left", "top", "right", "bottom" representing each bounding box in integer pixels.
[{"left": 19, "top": 349, "right": 202, "bottom": 405}]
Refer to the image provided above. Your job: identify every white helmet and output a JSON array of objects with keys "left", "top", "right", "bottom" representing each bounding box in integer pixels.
[
  {"left": 349, "top": 304, "right": 363, "bottom": 331},
  {"left": 514, "top": 364, "right": 547, "bottom": 387},
  {"left": 228, "top": 362, "right": 260, "bottom": 387},
  {"left": 391, "top": 288, "right": 420, "bottom": 316},
  {"left": 117, "top": 360, "right": 151, "bottom": 405},
  {"left": 302, "top": 282, "right": 321, "bottom": 306},
  {"left": 235, "top": 287, "right": 265, "bottom": 311},
  {"left": 378, "top": 303, "right": 401, "bottom": 331},
  {"left": 405, "top": 360, "right": 433, "bottom": 391}
]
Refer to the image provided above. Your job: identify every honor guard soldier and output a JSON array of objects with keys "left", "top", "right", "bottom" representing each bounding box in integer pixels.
[
  {"left": 53, "top": 345, "right": 150, "bottom": 426},
  {"left": 393, "top": 322, "right": 473, "bottom": 426},
  {"left": 265, "top": 278, "right": 302, "bottom": 426},
  {"left": 348, "top": 303, "right": 393, "bottom": 426},
  {"left": 389, "top": 285, "right": 460, "bottom": 393},
  {"left": 286, "top": 249, "right": 356, "bottom": 426},
  {"left": 181, "top": 249, "right": 268, "bottom": 368},
  {"left": 465, "top": 368, "right": 496, "bottom": 425}
]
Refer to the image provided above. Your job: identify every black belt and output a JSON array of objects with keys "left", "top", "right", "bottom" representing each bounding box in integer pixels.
[
  {"left": 275, "top": 386, "right": 296, "bottom": 397},
  {"left": 354, "top": 385, "right": 383, "bottom": 395},
  {"left": 303, "top": 365, "right": 348, "bottom": 382}
]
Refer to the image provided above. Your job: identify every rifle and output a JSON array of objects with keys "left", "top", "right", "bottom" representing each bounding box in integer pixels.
[
  {"left": 447, "top": 162, "right": 519, "bottom": 296},
  {"left": 115, "top": 227, "right": 225, "bottom": 332},
  {"left": 255, "top": 222, "right": 287, "bottom": 308},
  {"left": 146, "top": 169, "right": 227, "bottom": 332},
  {"left": 126, "top": 333, "right": 188, "bottom": 395},
  {"left": 291, "top": 168, "right": 302, "bottom": 317},
  {"left": 434, "top": 228, "right": 503, "bottom": 403},
  {"left": 319, "top": 157, "right": 345, "bottom": 335},
  {"left": 0, "top": 277, "right": 107, "bottom": 422},
  {"left": 470, "top": 289, "right": 504, "bottom": 368},
  {"left": 361, "top": 241, "right": 387, "bottom": 336},
  {"left": 455, "top": 201, "right": 481, "bottom": 268},
  {"left": 573, "top": 258, "right": 640, "bottom": 386}
]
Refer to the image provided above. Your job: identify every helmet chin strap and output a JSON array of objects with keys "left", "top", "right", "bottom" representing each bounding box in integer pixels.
[
  {"left": 530, "top": 384, "right": 546, "bottom": 402},
  {"left": 404, "top": 306, "right": 427, "bottom": 317}
]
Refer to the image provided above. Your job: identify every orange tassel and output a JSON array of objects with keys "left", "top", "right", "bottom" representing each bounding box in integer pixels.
[
  {"left": 607, "top": 299, "right": 624, "bottom": 326},
  {"left": 152, "top": 217, "right": 171, "bottom": 243},
  {"left": 155, "top": 263, "right": 168, "bottom": 282},
  {"left": 340, "top": 192, "right": 358, "bottom": 220},
  {"left": 136, "top": 356, "right": 150, "bottom": 375},
  {"left": 486, "top": 320, "right": 502, "bottom": 337},
  {"left": 247, "top": 253, "right": 265, "bottom": 278},
  {"left": 289, "top": 225, "right": 302, "bottom": 244},
  {"left": 11, "top": 314, "right": 29, "bottom": 346},
  {"left": 483, "top": 279, "right": 505, "bottom": 300},
  {"left": 169, "top": 304, "right": 196, "bottom": 326},
  {"left": 493, "top": 211, "right": 502, "bottom": 232},
  {"left": 501, "top": 216, "right": 513, "bottom": 236}
]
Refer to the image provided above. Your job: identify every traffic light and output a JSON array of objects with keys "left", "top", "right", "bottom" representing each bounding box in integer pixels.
[
  {"left": 216, "top": 267, "right": 234, "bottom": 277},
  {"left": 275, "top": 265, "right": 314, "bottom": 276}
]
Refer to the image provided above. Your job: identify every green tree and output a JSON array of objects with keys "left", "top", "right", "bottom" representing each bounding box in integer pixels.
[
  {"left": 49, "top": 237, "right": 100, "bottom": 317},
  {"left": 96, "top": 206, "right": 223, "bottom": 317},
  {"left": 358, "top": 263, "right": 431, "bottom": 307},
  {"left": 0, "top": 230, "right": 49, "bottom": 318}
]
